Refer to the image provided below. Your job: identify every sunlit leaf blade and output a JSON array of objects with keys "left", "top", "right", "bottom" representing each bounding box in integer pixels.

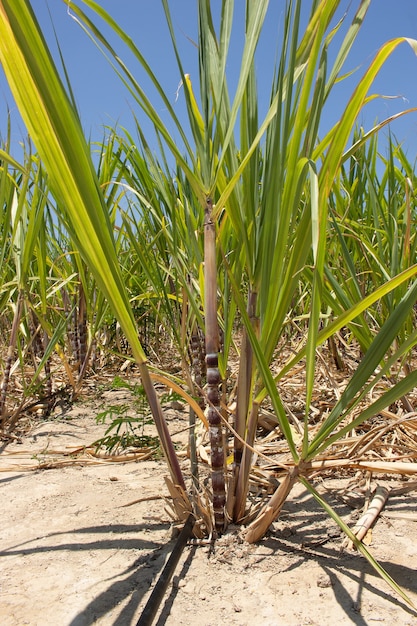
[
  {"left": 0, "top": 0, "right": 146, "bottom": 364},
  {"left": 0, "top": 0, "right": 190, "bottom": 490}
]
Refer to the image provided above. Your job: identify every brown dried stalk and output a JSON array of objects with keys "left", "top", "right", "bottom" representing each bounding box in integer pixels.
[
  {"left": 346, "top": 485, "right": 389, "bottom": 549},
  {"left": 245, "top": 467, "right": 299, "bottom": 543}
]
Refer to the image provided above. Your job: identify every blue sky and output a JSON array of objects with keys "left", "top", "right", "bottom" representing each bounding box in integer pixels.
[{"left": 2, "top": 0, "right": 417, "bottom": 159}]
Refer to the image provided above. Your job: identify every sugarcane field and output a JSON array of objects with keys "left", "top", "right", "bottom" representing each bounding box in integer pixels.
[{"left": 1, "top": 1, "right": 417, "bottom": 624}]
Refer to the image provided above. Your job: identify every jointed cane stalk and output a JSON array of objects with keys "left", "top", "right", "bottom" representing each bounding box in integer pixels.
[{"left": 204, "top": 196, "right": 226, "bottom": 533}]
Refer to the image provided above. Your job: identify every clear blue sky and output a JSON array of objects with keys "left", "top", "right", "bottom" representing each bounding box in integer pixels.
[{"left": 2, "top": 0, "right": 417, "bottom": 159}]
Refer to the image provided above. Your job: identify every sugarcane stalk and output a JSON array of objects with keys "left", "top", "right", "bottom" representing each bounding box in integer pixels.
[
  {"left": 28, "top": 310, "right": 53, "bottom": 415},
  {"left": 29, "top": 310, "right": 43, "bottom": 362},
  {"left": 43, "top": 335, "right": 53, "bottom": 413},
  {"left": 71, "top": 303, "right": 79, "bottom": 367},
  {"left": 204, "top": 196, "right": 226, "bottom": 533},
  {"left": 139, "top": 362, "right": 186, "bottom": 491},
  {"left": 189, "top": 323, "right": 205, "bottom": 489},
  {"left": 77, "top": 282, "right": 87, "bottom": 377},
  {"left": 234, "top": 401, "right": 260, "bottom": 522},
  {"left": 346, "top": 485, "right": 389, "bottom": 548},
  {"left": 232, "top": 289, "right": 257, "bottom": 521}
]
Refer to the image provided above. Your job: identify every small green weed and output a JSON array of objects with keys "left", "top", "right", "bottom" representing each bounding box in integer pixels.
[{"left": 93, "top": 377, "right": 160, "bottom": 454}]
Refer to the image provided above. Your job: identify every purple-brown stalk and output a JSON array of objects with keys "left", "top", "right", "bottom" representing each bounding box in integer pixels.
[{"left": 204, "top": 197, "right": 226, "bottom": 533}]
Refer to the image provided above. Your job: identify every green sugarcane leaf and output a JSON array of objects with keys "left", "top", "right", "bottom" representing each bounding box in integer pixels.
[
  {"left": 0, "top": 0, "right": 147, "bottom": 364},
  {"left": 264, "top": 263, "right": 417, "bottom": 394},
  {"left": 299, "top": 476, "right": 416, "bottom": 609},
  {"left": 307, "top": 278, "right": 417, "bottom": 457},
  {"left": 0, "top": 148, "right": 27, "bottom": 173}
]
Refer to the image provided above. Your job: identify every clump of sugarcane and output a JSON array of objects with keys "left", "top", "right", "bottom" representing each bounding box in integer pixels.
[
  {"left": 135, "top": 302, "right": 150, "bottom": 357},
  {"left": 28, "top": 308, "right": 44, "bottom": 362},
  {"left": 28, "top": 308, "right": 53, "bottom": 414},
  {"left": 42, "top": 330, "right": 53, "bottom": 411},
  {"left": 204, "top": 196, "right": 226, "bottom": 534},
  {"left": 67, "top": 279, "right": 89, "bottom": 383},
  {"left": 0, "top": 0, "right": 190, "bottom": 506},
  {"left": 62, "top": 278, "right": 91, "bottom": 390},
  {"left": 75, "top": 282, "right": 89, "bottom": 383},
  {"left": 63, "top": 286, "right": 79, "bottom": 372},
  {"left": 0, "top": 289, "right": 24, "bottom": 429}
]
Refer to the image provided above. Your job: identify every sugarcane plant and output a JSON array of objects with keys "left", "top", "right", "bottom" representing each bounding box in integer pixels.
[
  {"left": 0, "top": 128, "right": 129, "bottom": 425},
  {"left": 1, "top": 0, "right": 417, "bottom": 607},
  {"left": 0, "top": 138, "right": 70, "bottom": 427},
  {"left": 0, "top": 0, "right": 189, "bottom": 500}
]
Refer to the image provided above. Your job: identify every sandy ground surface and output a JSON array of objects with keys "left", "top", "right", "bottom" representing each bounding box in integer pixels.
[{"left": 1, "top": 384, "right": 417, "bottom": 626}]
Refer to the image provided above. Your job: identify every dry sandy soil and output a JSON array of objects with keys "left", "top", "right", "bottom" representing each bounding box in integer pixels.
[{"left": 1, "top": 380, "right": 417, "bottom": 626}]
